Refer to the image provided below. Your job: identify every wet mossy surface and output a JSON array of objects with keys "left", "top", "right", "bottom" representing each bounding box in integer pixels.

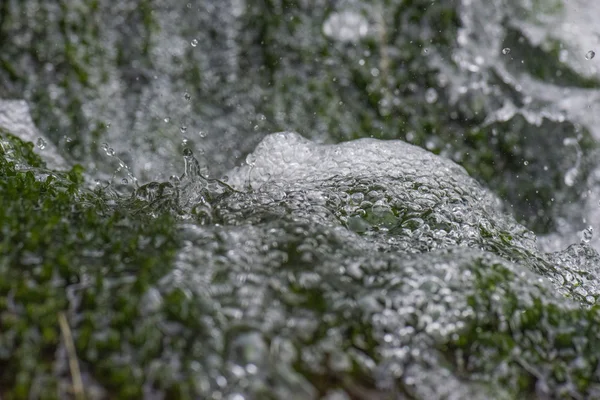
[
  {"left": 2, "top": 0, "right": 589, "bottom": 233},
  {"left": 0, "top": 133, "right": 179, "bottom": 398},
  {"left": 2, "top": 0, "right": 600, "bottom": 399},
  {"left": 3, "top": 130, "right": 600, "bottom": 398}
]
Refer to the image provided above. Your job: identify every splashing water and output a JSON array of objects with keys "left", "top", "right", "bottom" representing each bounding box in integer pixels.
[
  {"left": 4, "top": 0, "right": 600, "bottom": 398},
  {"left": 585, "top": 50, "right": 596, "bottom": 60}
]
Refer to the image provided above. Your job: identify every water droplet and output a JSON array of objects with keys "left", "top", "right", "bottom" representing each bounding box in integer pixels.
[
  {"left": 585, "top": 50, "right": 596, "bottom": 60},
  {"left": 191, "top": 39, "right": 198, "bottom": 47},
  {"left": 183, "top": 148, "right": 193, "bottom": 158},
  {"left": 199, "top": 131, "right": 207, "bottom": 138},
  {"left": 322, "top": 11, "right": 369, "bottom": 43},
  {"left": 182, "top": 138, "right": 189, "bottom": 145},
  {"left": 184, "top": 92, "right": 191, "bottom": 101},
  {"left": 102, "top": 143, "right": 115, "bottom": 156},
  {"left": 502, "top": 47, "right": 511, "bottom": 55},
  {"left": 180, "top": 125, "right": 187, "bottom": 133},
  {"left": 582, "top": 226, "right": 594, "bottom": 243},
  {"left": 523, "top": 160, "right": 529, "bottom": 166},
  {"left": 164, "top": 117, "right": 170, "bottom": 123},
  {"left": 425, "top": 88, "right": 438, "bottom": 104},
  {"left": 64, "top": 136, "right": 72, "bottom": 143},
  {"left": 564, "top": 169, "right": 577, "bottom": 186},
  {"left": 36, "top": 138, "right": 46, "bottom": 150}
]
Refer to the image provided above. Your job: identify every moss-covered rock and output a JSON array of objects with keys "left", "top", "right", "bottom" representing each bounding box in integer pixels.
[
  {"left": 3, "top": 126, "right": 600, "bottom": 398},
  {"left": 3, "top": 0, "right": 593, "bottom": 234},
  {"left": 2, "top": 0, "right": 600, "bottom": 398}
]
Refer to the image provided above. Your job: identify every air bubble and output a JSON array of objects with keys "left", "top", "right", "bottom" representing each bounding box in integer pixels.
[
  {"left": 164, "top": 117, "right": 170, "bottom": 123},
  {"left": 184, "top": 92, "right": 191, "bottom": 101},
  {"left": 585, "top": 50, "right": 596, "bottom": 60},
  {"left": 502, "top": 47, "right": 511, "bottom": 55},
  {"left": 191, "top": 39, "right": 198, "bottom": 47},
  {"left": 183, "top": 148, "right": 193, "bottom": 158},
  {"left": 199, "top": 131, "right": 207, "bottom": 138},
  {"left": 180, "top": 125, "right": 187, "bottom": 133},
  {"left": 121, "top": 178, "right": 128, "bottom": 185},
  {"left": 246, "top": 153, "right": 256, "bottom": 166}
]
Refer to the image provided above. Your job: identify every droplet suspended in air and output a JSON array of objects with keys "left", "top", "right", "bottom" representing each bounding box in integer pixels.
[
  {"left": 581, "top": 226, "right": 594, "bottom": 243},
  {"left": 322, "top": 10, "right": 369, "bottom": 43},
  {"left": 101, "top": 142, "right": 115, "bottom": 156},
  {"left": 502, "top": 47, "right": 511, "bottom": 55},
  {"left": 191, "top": 39, "right": 198, "bottom": 47},
  {"left": 36, "top": 137, "right": 46, "bottom": 150},
  {"left": 564, "top": 168, "right": 577, "bottom": 186},
  {"left": 425, "top": 88, "right": 438, "bottom": 104},
  {"left": 585, "top": 50, "right": 596, "bottom": 60}
]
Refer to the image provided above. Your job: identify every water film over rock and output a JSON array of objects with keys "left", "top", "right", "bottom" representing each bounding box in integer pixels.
[{"left": 2, "top": 0, "right": 600, "bottom": 399}]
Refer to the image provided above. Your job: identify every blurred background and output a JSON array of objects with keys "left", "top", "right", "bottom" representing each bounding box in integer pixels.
[{"left": 1, "top": 0, "right": 600, "bottom": 247}]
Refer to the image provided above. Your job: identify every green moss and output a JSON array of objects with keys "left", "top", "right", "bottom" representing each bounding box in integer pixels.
[
  {"left": 0, "top": 132, "right": 179, "bottom": 398},
  {"left": 447, "top": 259, "right": 600, "bottom": 398},
  {"left": 0, "top": 131, "right": 45, "bottom": 168}
]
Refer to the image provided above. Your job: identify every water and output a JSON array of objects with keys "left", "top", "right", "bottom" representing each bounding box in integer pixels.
[{"left": 3, "top": 0, "right": 600, "bottom": 398}]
